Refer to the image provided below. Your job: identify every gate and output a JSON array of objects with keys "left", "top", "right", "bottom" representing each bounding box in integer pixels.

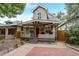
[{"left": 57, "top": 30, "right": 65, "bottom": 41}]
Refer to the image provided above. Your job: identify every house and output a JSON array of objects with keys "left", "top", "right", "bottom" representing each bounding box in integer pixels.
[{"left": 0, "top": 5, "right": 61, "bottom": 43}]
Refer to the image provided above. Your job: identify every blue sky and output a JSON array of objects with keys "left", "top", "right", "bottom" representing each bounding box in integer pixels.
[
  {"left": 22, "top": 3, "right": 66, "bottom": 16},
  {"left": 0, "top": 3, "right": 66, "bottom": 23}
]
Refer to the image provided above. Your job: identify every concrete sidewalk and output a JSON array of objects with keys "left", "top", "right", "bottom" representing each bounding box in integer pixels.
[{"left": 4, "top": 43, "right": 35, "bottom": 56}]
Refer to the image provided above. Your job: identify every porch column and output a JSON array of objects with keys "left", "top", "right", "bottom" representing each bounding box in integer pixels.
[
  {"left": 53, "top": 24, "right": 58, "bottom": 41},
  {"left": 52, "top": 26, "right": 56, "bottom": 40},
  {"left": 23, "top": 27, "right": 26, "bottom": 37},
  {"left": 5, "top": 27, "right": 8, "bottom": 39},
  {"left": 56, "top": 27, "right": 58, "bottom": 40},
  {"left": 0, "top": 29, "right": 1, "bottom": 35}
]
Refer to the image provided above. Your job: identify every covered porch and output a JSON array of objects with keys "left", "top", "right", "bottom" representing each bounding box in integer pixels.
[
  {"left": 0, "top": 25, "right": 17, "bottom": 40},
  {"left": 18, "top": 20, "right": 59, "bottom": 43}
]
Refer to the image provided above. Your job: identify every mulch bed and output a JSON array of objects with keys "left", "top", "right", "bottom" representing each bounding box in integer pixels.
[
  {"left": 26, "top": 47, "right": 79, "bottom": 56},
  {"left": 0, "top": 39, "right": 19, "bottom": 54}
]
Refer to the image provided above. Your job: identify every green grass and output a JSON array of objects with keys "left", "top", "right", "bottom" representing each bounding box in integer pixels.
[{"left": 0, "top": 35, "right": 5, "bottom": 41}]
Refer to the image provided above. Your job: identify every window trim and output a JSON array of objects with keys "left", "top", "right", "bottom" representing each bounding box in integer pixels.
[{"left": 38, "top": 13, "right": 41, "bottom": 19}]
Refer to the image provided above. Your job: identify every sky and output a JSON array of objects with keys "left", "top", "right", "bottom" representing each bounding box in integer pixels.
[{"left": 0, "top": 3, "right": 66, "bottom": 24}]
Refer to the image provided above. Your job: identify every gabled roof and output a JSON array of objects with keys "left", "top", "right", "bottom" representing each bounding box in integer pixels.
[{"left": 33, "top": 5, "right": 48, "bottom": 12}]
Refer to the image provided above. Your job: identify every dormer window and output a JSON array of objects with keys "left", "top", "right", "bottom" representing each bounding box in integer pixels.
[{"left": 38, "top": 13, "right": 41, "bottom": 19}]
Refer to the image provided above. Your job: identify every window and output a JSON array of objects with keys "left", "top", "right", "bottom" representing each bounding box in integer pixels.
[
  {"left": 38, "top": 13, "right": 41, "bottom": 19},
  {"left": 21, "top": 27, "right": 23, "bottom": 31},
  {"left": 30, "top": 27, "right": 34, "bottom": 33},
  {"left": 45, "top": 26, "right": 53, "bottom": 34},
  {"left": 0, "top": 28, "right": 5, "bottom": 35},
  {"left": 40, "top": 26, "right": 45, "bottom": 34},
  {"left": 26, "top": 27, "right": 30, "bottom": 34},
  {"left": 8, "top": 28, "right": 16, "bottom": 35}
]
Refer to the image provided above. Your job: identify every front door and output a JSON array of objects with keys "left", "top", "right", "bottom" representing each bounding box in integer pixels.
[{"left": 35, "top": 26, "right": 39, "bottom": 38}]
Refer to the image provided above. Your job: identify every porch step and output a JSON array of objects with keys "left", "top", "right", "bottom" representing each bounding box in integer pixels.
[{"left": 30, "top": 38, "right": 37, "bottom": 44}]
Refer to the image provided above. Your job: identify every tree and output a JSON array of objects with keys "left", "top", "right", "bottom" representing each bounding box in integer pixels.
[
  {"left": 65, "top": 3, "right": 79, "bottom": 18},
  {"left": 56, "top": 11, "right": 66, "bottom": 20},
  {"left": 65, "top": 3, "right": 79, "bottom": 15},
  {"left": 0, "top": 3, "right": 26, "bottom": 18},
  {"left": 65, "top": 3, "right": 79, "bottom": 44},
  {"left": 57, "top": 3, "right": 79, "bottom": 21}
]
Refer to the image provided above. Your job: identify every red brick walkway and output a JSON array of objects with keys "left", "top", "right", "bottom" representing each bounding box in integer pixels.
[{"left": 26, "top": 47, "right": 79, "bottom": 56}]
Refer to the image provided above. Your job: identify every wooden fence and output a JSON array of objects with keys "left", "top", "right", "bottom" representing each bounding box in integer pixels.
[{"left": 57, "top": 30, "right": 65, "bottom": 41}]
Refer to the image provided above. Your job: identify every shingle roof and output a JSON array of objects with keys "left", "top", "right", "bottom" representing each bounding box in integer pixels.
[{"left": 32, "top": 4, "right": 48, "bottom": 12}]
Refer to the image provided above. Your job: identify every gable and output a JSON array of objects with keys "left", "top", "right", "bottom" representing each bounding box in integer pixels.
[{"left": 33, "top": 6, "right": 47, "bottom": 13}]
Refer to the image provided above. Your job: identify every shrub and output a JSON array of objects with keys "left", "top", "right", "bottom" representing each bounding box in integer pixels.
[
  {"left": 69, "top": 36, "right": 78, "bottom": 44},
  {"left": 65, "top": 23, "right": 79, "bottom": 45},
  {"left": 65, "top": 31, "right": 70, "bottom": 43}
]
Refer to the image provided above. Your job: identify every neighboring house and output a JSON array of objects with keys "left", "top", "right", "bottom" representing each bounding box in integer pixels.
[
  {"left": 5, "top": 20, "right": 13, "bottom": 24},
  {"left": 0, "top": 23, "right": 5, "bottom": 35},
  {"left": 5, "top": 20, "right": 22, "bottom": 25},
  {"left": 0, "top": 5, "right": 61, "bottom": 43}
]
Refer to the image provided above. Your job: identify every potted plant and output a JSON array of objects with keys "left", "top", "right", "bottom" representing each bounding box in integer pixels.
[
  {"left": 41, "top": 31, "right": 45, "bottom": 34},
  {"left": 49, "top": 31, "right": 53, "bottom": 34}
]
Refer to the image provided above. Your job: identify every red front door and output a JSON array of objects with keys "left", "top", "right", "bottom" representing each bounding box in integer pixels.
[{"left": 35, "top": 26, "right": 39, "bottom": 37}]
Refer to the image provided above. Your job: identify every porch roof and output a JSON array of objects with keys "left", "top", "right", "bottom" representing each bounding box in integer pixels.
[
  {"left": 0, "top": 24, "right": 17, "bottom": 28},
  {"left": 0, "top": 23, "right": 5, "bottom": 26},
  {"left": 18, "top": 19, "right": 61, "bottom": 26}
]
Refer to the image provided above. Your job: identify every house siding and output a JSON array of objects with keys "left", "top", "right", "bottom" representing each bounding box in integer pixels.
[{"left": 33, "top": 7, "right": 47, "bottom": 20}]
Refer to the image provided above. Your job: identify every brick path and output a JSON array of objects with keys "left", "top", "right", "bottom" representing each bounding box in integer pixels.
[{"left": 26, "top": 47, "right": 79, "bottom": 56}]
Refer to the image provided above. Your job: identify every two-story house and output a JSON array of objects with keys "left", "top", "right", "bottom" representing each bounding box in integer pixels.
[{"left": 0, "top": 5, "right": 60, "bottom": 43}]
